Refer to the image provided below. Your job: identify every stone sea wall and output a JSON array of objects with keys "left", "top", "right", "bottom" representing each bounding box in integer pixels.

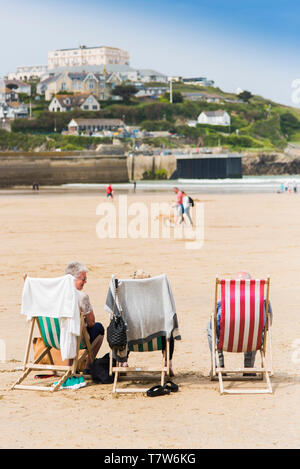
[
  {"left": 0, "top": 153, "right": 129, "bottom": 187},
  {"left": 1, "top": 148, "right": 300, "bottom": 187}
]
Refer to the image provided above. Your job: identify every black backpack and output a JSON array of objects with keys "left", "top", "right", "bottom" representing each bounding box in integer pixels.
[
  {"left": 188, "top": 196, "right": 194, "bottom": 207},
  {"left": 90, "top": 353, "right": 116, "bottom": 384}
]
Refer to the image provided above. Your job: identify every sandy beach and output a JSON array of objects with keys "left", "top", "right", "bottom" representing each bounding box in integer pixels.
[{"left": 1, "top": 189, "right": 300, "bottom": 449}]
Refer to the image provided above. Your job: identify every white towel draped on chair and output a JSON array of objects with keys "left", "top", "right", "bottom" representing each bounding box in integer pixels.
[{"left": 21, "top": 274, "right": 80, "bottom": 360}]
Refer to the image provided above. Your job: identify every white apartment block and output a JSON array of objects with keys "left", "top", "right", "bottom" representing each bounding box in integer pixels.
[
  {"left": 7, "top": 65, "right": 48, "bottom": 81},
  {"left": 48, "top": 45, "right": 130, "bottom": 69}
]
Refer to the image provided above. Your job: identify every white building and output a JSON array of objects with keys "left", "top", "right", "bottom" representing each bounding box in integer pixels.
[
  {"left": 6, "top": 65, "right": 48, "bottom": 81},
  {"left": 48, "top": 45, "right": 130, "bottom": 70},
  {"left": 137, "top": 69, "right": 168, "bottom": 83},
  {"left": 0, "top": 102, "right": 28, "bottom": 119},
  {"left": 5, "top": 79, "right": 31, "bottom": 96},
  {"left": 198, "top": 110, "right": 230, "bottom": 126},
  {"left": 67, "top": 118, "right": 125, "bottom": 135},
  {"left": 49, "top": 93, "right": 100, "bottom": 112}
]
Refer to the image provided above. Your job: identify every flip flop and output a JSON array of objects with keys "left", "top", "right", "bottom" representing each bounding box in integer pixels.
[
  {"left": 163, "top": 380, "right": 179, "bottom": 392},
  {"left": 146, "top": 385, "right": 170, "bottom": 397},
  {"left": 34, "top": 374, "right": 56, "bottom": 379}
]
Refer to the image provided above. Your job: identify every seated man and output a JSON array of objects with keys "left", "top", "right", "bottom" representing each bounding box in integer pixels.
[
  {"left": 206, "top": 271, "right": 272, "bottom": 375},
  {"left": 65, "top": 261, "right": 104, "bottom": 374}
]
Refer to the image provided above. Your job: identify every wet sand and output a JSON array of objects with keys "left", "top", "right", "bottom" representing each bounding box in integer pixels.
[{"left": 0, "top": 190, "right": 300, "bottom": 448}]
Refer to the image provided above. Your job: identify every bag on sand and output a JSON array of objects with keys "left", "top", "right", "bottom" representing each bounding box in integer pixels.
[
  {"left": 107, "top": 279, "right": 127, "bottom": 349},
  {"left": 90, "top": 353, "right": 115, "bottom": 384}
]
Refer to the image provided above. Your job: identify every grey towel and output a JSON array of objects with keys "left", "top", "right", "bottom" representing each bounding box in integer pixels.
[{"left": 105, "top": 274, "right": 181, "bottom": 356}]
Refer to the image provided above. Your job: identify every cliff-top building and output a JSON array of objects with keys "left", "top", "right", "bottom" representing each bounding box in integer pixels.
[{"left": 48, "top": 45, "right": 130, "bottom": 70}]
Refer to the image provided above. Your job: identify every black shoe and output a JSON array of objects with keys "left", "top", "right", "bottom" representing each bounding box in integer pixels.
[
  {"left": 146, "top": 385, "right": 170, "bottom": 397},
  {"left": 163, "top": 380, "right": 179, "bottom": 393}
]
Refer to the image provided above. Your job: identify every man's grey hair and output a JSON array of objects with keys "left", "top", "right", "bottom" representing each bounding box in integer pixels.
[{"left": 65, "top": 261, "right": 88, "bottom": 278}]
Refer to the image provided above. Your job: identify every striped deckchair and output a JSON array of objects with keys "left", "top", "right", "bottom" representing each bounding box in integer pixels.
[
  {"left": 211, "top": 277, "right": 272, "bottom": 394},
  {"left": 12, "top": 276, "right": 94, "bottom": 392},
  {"left": 110, "top": 336, "right": 170, "bottom": 393}
]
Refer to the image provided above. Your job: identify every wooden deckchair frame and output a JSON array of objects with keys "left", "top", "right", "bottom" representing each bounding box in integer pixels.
[
  {"left": 11, "top": 274, "right": 95, "bottom": 392},
  {"left": 210, "top": 276, "right": 273, "bottom": 395},
  {"left": 109, "top": 340, "right": 170, "bottom": 394}
]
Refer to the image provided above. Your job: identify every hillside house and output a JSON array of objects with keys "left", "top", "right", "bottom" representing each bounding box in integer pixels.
[
  {"left": 49, "top": 93, "right": 100, "bottom": 112},
  {"left": 197, "top": 110, "right": 231, "bottom": 126},
  {"left": 67, "top": 118, "right": 125, "bottom": 135}
]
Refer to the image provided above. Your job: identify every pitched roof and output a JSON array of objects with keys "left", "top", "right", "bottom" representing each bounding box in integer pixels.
[
  {"left": 138, "top": 69, "right": 167, "bottom": 77},
  {"left": 51, "top": 64, "right": 136, "bottom": 74},
  {"left": 69, "top": 118, "right": 125, "bottom": 126},
  {"left": 5, "top": 79, "right": 30, "bottom": 87},
  {"left": 53, "top": 93, "right": 98, "bottom": 107},
  {"left": 201, "top": 110, "right": 228, "bottom": 116},
  {"left": 40, "top": 74, "right": 62, "bottom": 85}
]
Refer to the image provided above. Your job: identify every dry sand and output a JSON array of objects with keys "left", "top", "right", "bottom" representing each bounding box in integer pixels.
[{"left": 0, "top": 189, "right": 300, "bottom": 449}]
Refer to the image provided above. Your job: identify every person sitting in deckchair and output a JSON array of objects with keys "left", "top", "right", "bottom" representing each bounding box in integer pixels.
[
  {"left": 206, "top": 271, "right": 273, "bottom": 375},
  {"left": 65, "top": 261, "right": 104, "bottom": 374}
]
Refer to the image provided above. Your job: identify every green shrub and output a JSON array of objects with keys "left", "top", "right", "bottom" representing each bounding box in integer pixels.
[{"left": 142, "top": 168, "right": 168, "bottom": 180}]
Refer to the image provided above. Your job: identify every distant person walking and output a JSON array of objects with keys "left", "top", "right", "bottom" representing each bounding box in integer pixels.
[
  {"left": 106, "top": 184, "right": 113, "bottom": 199},
  {"left": 182, "top": 191, "right": 193, "bottom": 226},
  {"left": 133, "top": 181, "right": 136, "bottom": 193},
  {"left": 173, "top": 187, "right": 184, "bottom": 224},
  {"left": 293, "top": 180, "right": 297, "bottom": 193},
  {"left": 32, "top": 182, "right": 39, "bottom": 191}
]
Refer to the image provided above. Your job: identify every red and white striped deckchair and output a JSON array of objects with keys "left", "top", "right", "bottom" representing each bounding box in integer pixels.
[{"left": 211, "top": 277, "right": 272, "bottom": 394}]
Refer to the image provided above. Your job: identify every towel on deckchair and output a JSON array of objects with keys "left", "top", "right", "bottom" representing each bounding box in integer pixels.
[
  {"left": 21, "top": 274, "right": 80, "bottom": 360},
  {"left": 104, "top": 274, "right": 181, "bottom": 349}
]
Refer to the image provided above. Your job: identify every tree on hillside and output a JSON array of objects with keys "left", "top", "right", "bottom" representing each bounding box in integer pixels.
[
  {"left": 112, "top": 84, "right": 138, "bottom": 104},
  {"left": 280, "top": 112, "right": 300, "bottom": 138},
  {"left": 161, "top": 91, "right": 183, "bottom": 103},
  {"left": 238, "top": 90, "right": 253, "bottom": 103}
]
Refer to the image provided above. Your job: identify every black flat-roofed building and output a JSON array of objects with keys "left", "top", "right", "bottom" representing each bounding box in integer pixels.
[{"left": 176, "top": 153, "right": 243, "bottom": 179}]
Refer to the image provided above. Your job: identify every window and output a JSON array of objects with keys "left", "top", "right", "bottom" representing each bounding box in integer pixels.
[{"left": 92, "top": 105, "right": 98, "bottom": 110}]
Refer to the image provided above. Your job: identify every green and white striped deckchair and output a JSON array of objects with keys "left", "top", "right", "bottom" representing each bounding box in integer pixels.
[
  {"left": 128, "top": 336, "right": 164, "bottom": 353},
  {"left": 37, "top": 316, "right": 86, "bottom": 351},
  {"left": 12, "top": 280, "right": 94, "bottom": 392},
  {"left": 111, "top": 336, "right": 170, "bottom": 394},
  {"left": 38, "top": 316, "right": 61, "bottom": 350}
]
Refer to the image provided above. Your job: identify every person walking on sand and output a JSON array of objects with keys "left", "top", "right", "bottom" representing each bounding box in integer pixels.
[
  {"left": 106, "top": 184, "right": 113, "bottom": 200},
  {"left": 173, "top": 187, "right": 184, "bottom": 224},
  {"left": 182, "top": 191, "right": 193, "bottom": 226}
]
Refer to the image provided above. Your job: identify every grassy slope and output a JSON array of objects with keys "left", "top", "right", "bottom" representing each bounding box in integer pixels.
[{"left": 3, "top": 82, "right": 300, "bottom": 152}]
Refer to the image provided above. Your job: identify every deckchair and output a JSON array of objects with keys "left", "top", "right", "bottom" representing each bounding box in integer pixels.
[
  {"left": 106, "top": 275, "right": 177, "bottom": 394},
  {"left": 210, "top": 277, "right": 272, "bottom": 394},
  {"left": 110, "top": 337, "right": 170, "bottom": 393},
  {"left": 11, "top": 276, "right": 95, "bottom": 392}
]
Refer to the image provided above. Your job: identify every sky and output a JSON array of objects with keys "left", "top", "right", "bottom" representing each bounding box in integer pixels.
[{"left": 1, "top": 0, "right": 300, "bottom": 106}]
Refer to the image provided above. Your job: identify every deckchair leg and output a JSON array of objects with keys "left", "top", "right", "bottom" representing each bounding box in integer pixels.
[
  {"left": 261, "top": 350, "right": 272, "bottom": 393},
  {"left": 23, "top": 318, "right": 36, "bottom": 370},
  {"left": 215, "top": 349, "right": 224, "bottom": 394},
  {"left": 12, "top": 345, "right": 53, "bottom": 390},
  {"left": 211, "top": 313, "right": 217, "bottom": 380},
  {"left": 109, "top": 350, "right": 113, "bottom": 376},
  {"left": 161, "top": 350, "right": 166, "bottom": 387},
  {"left": 112, "top": 362, "right": 119, "bottom": 393}
]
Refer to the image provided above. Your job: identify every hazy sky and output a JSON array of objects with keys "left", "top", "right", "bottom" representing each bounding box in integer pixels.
[{"left": 1, "top": 0, "right": 300, "bottom": 106}]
